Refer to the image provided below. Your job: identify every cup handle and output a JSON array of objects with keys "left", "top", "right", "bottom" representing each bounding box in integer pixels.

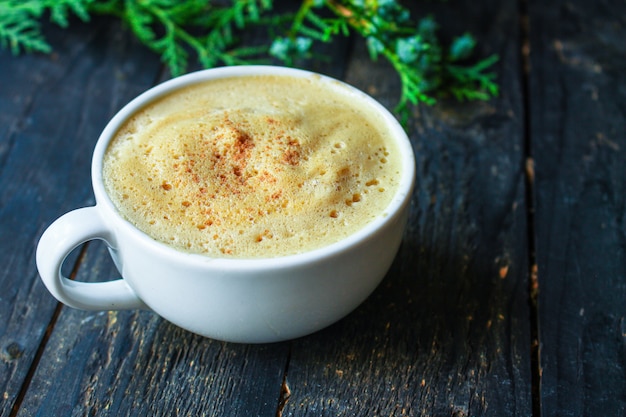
[{"left": 36, "top": 206, "right": 148, "bottom": 311}]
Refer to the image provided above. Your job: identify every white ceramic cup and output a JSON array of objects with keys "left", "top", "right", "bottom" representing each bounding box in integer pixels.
[{"left": 36, "top": 66, "right": 415, "bottom": 343}]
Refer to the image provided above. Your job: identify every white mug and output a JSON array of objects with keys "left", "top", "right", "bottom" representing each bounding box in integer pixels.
[{"left": 36, "top": 66, "right": 416, "bottom": 343}]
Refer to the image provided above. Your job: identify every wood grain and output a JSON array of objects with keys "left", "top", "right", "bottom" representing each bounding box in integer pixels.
[
  {"left": 528, "top": 0, "right": 626, "bottom": 415},
  {"left": 4, "top": 0, "right": 623, "bottom": 415},
  {"left": 0, "top": 16, "right": 162, "bottom": 416}
]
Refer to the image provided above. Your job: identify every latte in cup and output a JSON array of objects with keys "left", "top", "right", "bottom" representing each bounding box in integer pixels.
[{"left": 102, "top": 74, "right": 402, "bottom": 258}]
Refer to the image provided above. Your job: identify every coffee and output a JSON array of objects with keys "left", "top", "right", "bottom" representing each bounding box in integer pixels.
[{"left": 102, "top": 74, "right": 402, "bottom": 258}]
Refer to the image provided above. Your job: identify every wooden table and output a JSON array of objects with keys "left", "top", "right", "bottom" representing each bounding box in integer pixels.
[{"left": 2, "top": 1, "right": 625, "bottom": 415}]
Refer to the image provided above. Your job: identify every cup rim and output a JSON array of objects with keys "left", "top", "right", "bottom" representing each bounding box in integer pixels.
[{"left": 92, "top": 65, "right": 415, "bottom": 269}]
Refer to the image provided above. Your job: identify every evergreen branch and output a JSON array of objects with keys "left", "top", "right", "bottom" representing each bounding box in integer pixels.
[
  {"left": 1, "top": 0, "right": 500, "bottom": 122},
  {"left": 70, "top": 0, "right": 273, "bottom": 75},
  {"left": 0, "top": 12, "right": 51, "bottom": 54},
  {"left": 0, "top": 0, "right": 92, "bottom": 54},
  {"left": 313, "top": 1, "right": 499, "bottom": 119}
]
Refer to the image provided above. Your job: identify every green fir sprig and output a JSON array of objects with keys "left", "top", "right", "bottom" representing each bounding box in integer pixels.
[
  {"left": 0, "top": 0, "right": 91, "bottom": 54},
  {"left": 0, "top": 0, "right": 499, "bottom": 120},
  {"left": 272, "top": 0, "right": 499, "bottom": 121},
  {"left": 88, "top": 0, "right": 276, "bottom": 76}
]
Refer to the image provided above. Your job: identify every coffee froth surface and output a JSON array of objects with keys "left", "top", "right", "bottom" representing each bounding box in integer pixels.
[{"left": 102, "top": 75, "right": 402, "bottom": 258}]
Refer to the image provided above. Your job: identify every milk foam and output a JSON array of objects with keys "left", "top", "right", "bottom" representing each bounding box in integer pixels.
[{"left": 102, "top": 75, "right": 402, "bottom": 258}]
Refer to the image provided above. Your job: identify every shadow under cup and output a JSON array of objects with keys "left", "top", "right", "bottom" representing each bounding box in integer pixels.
[{"left": 36, "top": 66, "right": 416, "bottom": 343}]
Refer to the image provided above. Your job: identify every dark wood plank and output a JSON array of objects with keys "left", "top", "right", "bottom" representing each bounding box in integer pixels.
[
  {"left": 281, "top": 0, "right": 533, "bottom": 415},
  {"left": 0, "top": 16, "right": 162, "bottom": 416},
  {"left": 528, "top": 0, "right": 626, "bottom": 415}
]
